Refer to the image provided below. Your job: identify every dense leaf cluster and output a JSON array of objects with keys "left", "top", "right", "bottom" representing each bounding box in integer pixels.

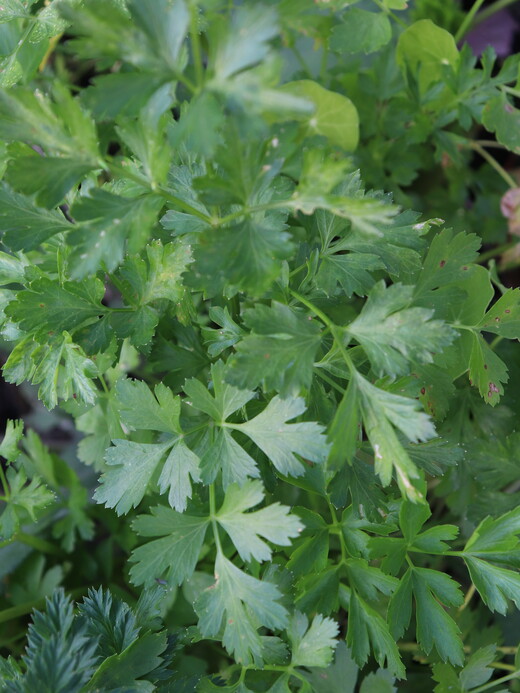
[{"left": 0, "top": 0, "right": 519, "bottom": 690}]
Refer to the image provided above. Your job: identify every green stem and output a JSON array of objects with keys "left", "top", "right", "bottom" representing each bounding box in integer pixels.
[
  {"left": 371, "top": 0, "right": 407, "bottom": 28},
  {"left": 458, "top": 583, "right": 476, "bottom": 612},
  {"left": 470, "top": 142, "right": 516, "bottom": 189},
  {"left": 0, "top": 464, "right": 9, "bottom": 500},
  {"left": 189, "top": 2, "right": 204, "bottom": 88},
  {"left": 98, "top": 374, "right": 110, "bottom": 396},
  {"left": 492, "top": 661, "right": 517, "bottom": 672},
  {"left": 106, "top": 159, "right": 212, "bottom": 222},
  {"left": 209, "top": 484, "right": 222, "bottom": 554},
  {"left": 330, "top": 325, "right": 356, "bottom": 375},
  {"left": 0, "top": 598, "right": 47, "bottom": 625},
  {"left": 327, "top": 498, "right": 347, "bottom": 563},
  {"left": 471, "top": 670, "right": 520, "bottom": 693},
  {"left": 474, "top": 139, "right": 508, "bottom": 150},
  {"left": 319, "top": 45, "right": 329, "bottom": 83},
  {"left": 455, "top": 0, "right": 486, "bottom": 41},
  {"left": 17, "top": 532, "right": 63, "bottom": 556},
  {"left": 479, "top": 240, "right": 519, "bottom": 263},
  {"left": 288, "top": 262, "right": 308, "bottom": 278},
  {"left": 314, "top": 368, "right": 346, "bottom": 395},
  {"left": 212, "top": 200, "right": 288, "bottom": 228},
  {"left": 0, "top": 587, "right": 87, "bottom": 625},
  {"left": 291, "top": 45, "right": 314, "bottom": 79},
  {"left": 289, "top": 289, "right": 355, "bottom": 375},
  {"left": 501, "top": 84, "right": 520, "bottom": 99},
  {"left": 289, "top": 289, "right": 334, "bottom": 329},
  {"left": 473, "top": 0, "right": 519, "bottom": 27}
]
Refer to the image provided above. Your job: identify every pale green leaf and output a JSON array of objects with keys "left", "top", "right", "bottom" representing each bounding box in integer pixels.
[
  {"left": 287, "top": 611, "right": 339, "bottom": 668},
  {"left": 196, "top": 553, "right": 288, "bottom": 665},
  {"left": 233, "top": 396, "right": 330, "bottom": 477},
  {"left": 216, "top": 481, "right": 303, "bottom": 563},
  {"left": 130, "top": 506, "right": 209, "bottom": 586}
]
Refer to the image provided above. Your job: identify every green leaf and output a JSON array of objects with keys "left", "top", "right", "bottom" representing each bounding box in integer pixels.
[
  {"left": 216, "top": 480, "right": 302, "bottom": 563},
  {"left": 226, "top": 302, "right": 322, "bottom": 396},
  {"left": 477, "top": 288, "right": 520, "bottom": 338},
  {"left": 130, "top": 505, "right": 209, "bottom": 586},
  {"left": 468, "top": 332, "right": 508, "bottom": 407},
  {"left": 303, "top": 642, "right": 359, "bottom": 693},
  {"left": 0, "top": 1, "right": 28, "bottom": 24},
  {"left": 68, "top": 190, "right": 163, "bottom": 278},
  {"left": 5, "top": 276, "right": 105, "bottom": 335},
  {"left": 0, "top": 183, "right": 71, "bottom": 251},
  {"left": 327, "top": 377, "right": 360, "bottom": 470},
  {"left": 4, "top": 331, "right": 98, "bottom": 409},
  {"left": 347, "top": 281, "right": 455, "bottom": 378},
  {"left": 415, "top": 229, "right": 481, "bottom": 296},
  {"left": 201, "top": 306, "right": 244, "bottom": 358},
  {"left": 199, "top": 427, "right": 259, "bottom": 488},
  {"left": 83, "top": 72, "right": 167, "bottom": 119},
  {"left": 315, "top": 252, "right": 384, "bottom": 298},
  {"left": 482, "top": 93, "right": 520, "bottom": 154},
  {"left": 232, "top": 396, "right": 330, "bottom": 477},
  {"left": 189, "top": 218, "right": 294, "bottom": 298},
  {"left": 127, "top": 0, "right": 189, "bottom": 71},
  {"left": 281, "top": 80, "right": 359, "bottom": 151},
  {"left": 462, "top": 507, "right": 520, "bottom": 614},
  {"left": 213, "top": 4, "right": 278, "bottom": 80},
  {"left": 0, "top": 419, "right": 23, "bottom": 463},
  {"left": 0, "top": 467, "right": 55, "bottom": 540},
  {"left": 412, "top": 567, "right": 464, "bottom": 665},
  {"left": 9, "top": 589, "right": 99, "bottom": 692},
  {"left": 355, "top": 373, "right": 435, "bottom": 499},
  {"left": 196, "top": 553, "right": 288, "bottom": 665},
  {"left": 347, "top": 592, "right": 405, "bottom": 679},
  {"left": 359, "top": 670, "right": 396, "bottom": 693},
  {"left": 116, "top": 379, "right": 181, "bottom": 434},
  {"left": 330, "top": 9, "right": 391, "bottom": 56},
  {"left": 459, "top": 645, "right": 496, "bottom": 691},
  {"left": 0, "top": 250, "right": 27, "bottom": 285},
  {"left": 94, "top": 439, "right": 173, "bottom": 516},
  {"left": 287, "top": 611, "right": 339, "bottom": 668},
  {"left": 396, "top": 20, "right": 459, "bottom": 95},
  {"left": 345, "top": 558, "right": 398, "bottom": 602},
  {"left": 6, "top": 156, "right": 96, "bottom": 209},
  {"left": 0, "top": 85, "right": 99, "bottom": 159},
  {"left": 158, "top": 439, "right": 202, "bottom": 513},
  {"left": 169, "top": 92, "right": 225, "bottom": 159},
  {"left": 85, "top": 631, "right": 168, "bottom": 690}
]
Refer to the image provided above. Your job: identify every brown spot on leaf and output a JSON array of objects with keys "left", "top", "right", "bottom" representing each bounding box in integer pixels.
[
  {"left": 420, "top": 387, "right": 426, "bottom": 395},
  {"left": 439, "top": 260, "right": 446, "bottom": 267},
  {"left": 484, "top": 364, "right": 488, "bottom": 369}
]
